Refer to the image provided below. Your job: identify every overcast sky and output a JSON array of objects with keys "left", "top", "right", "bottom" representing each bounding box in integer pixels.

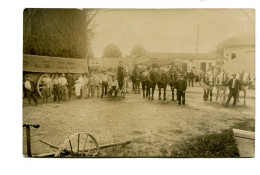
[{"left": 92, "top": 9, "right": 255, "bottom": 57}]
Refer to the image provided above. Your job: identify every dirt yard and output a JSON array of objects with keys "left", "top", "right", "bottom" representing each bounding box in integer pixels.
[{"left": 23, "top": 86, "right": 255, "bottom": 157}]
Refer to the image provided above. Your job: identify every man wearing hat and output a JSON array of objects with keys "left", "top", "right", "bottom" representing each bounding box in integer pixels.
[
  {"left": 225, "top": 73, "right": 241, "bottom": 107},
  {"left": 24, "top": 76, "right": 38, "bottom": 106},
  {"left": 58, "top": 73, "right": 68, "bottom": 101},
  {"left": 117, "top": 61, "right": 124, "bottom": 90},
  {"left": 66, "top": 71, "right": 74, "bottom": 100},
  {"left": 41, "top": 74, "right": 51, "bottom": 103},
  {"left": 101, "top": 70, "right": 109, "bottom": 98},
  {"left": 176, "top": 73, "right": 187, "bottom": 105}
]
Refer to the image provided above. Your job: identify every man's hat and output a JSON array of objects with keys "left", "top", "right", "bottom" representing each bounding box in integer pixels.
[
  {"left": 232, "top": 73, "right": 236, "bottom": 76},
  {"left": 180, "top": 74, "right": 184, "bottom": 76}
]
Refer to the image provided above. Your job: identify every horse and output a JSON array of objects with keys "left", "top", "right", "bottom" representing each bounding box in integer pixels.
[
  {"left": 140, "top": 69, "right": 149, "bottom": 98},
  {"left": 215, "top": 71, "right": 229, "bottom": 103},
  {"left": 169, "top": 67, "right": 181, "bottom": 101},
  {"left": 237, "top": 71, "right": 251, "bottom": 105},
  {"left": 157, "top": 67, "right": 170, "bottom": 101},
  {"left": 140, "top": 66, "right": 159, "bottom": 100},
  {"left": 200, "top": 71, "right": 214, "bottom": 101},
  {"left": 132, "top": 65, "right": 141, "bottom": 94}
]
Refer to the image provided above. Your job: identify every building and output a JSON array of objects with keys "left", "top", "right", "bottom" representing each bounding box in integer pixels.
[
  {"left": 134, "top": 52, "right": 227, "bottom": 73},
  {"left": 216, "top": 31, "right": 255, "bottom": 74},
  {"left": 219, "top": 31, "right": 255, "bottom": 61}
]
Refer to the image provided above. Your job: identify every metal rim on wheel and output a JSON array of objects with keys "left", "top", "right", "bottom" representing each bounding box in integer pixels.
[
  {"left": 37, "top": 74, "right": 54, "bottom": 98},
  {"left": 54, "top": 132, "right": 100, "bottom": 157}
]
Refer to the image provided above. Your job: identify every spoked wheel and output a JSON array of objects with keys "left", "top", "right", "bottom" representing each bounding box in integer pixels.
[
  {"left": 54, "top": 133, "right": 100, "bottom": 157},
  {"left": 37, "top": 74, "right": 54, "bottom": 98}
]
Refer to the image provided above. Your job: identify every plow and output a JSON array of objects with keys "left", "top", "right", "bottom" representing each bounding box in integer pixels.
[{"left": 23, "top": 124, "right": 131, "bottom": 157}]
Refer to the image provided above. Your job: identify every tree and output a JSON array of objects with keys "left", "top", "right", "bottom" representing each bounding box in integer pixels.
[
  {"left": 131, "top": 45, "right": 146, "bottom": 56},
  {"left": 103, "top": 44, "right": 122, "bottom": 58},
  {"left": 23, "top": 9, "right": 98, "bottom": 59}
]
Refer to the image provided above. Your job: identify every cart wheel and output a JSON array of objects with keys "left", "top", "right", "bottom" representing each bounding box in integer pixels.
[
  {"left": 54, "top": 133, "right": 100, "bottom": 157},
  {"left": 37, "top": 74, "right": 54, "bottom": 98}
]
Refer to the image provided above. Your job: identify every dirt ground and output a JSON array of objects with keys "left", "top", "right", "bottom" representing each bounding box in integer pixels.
[{"left": 23, "top": 85, "right": 255, "bottom": 157}]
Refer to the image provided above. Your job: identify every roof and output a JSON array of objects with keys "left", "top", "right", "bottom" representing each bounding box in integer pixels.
[
  {"left": 218, "top": 31, "right": 255, "bottom": 47},
  {"left": 134, "top": 52, "right": 226, "bottom": 65}
]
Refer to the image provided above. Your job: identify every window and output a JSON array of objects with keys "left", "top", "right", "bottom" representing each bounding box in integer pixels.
[{"left": 231, "top": 53, "right": 236, "bottom": 59}]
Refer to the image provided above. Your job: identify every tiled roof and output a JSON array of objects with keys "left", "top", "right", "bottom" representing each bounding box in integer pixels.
[
  {"left": 218, "top": 31, "right": 255, "bottom": 47},
  {"left": 134, "top": 52, "right": 226, "bottom": 65}
]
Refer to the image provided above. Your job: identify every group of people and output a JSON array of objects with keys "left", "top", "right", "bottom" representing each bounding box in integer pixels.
[{"left": 23, "top": 61, "right": 128, "bottom": 106}]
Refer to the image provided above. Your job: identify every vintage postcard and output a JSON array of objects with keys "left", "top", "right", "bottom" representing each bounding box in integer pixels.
[{"left": 23, "top": 9, "right": 255, "bottom": 157}]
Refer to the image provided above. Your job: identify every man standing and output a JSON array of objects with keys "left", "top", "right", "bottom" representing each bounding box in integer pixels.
[
  {"left": 110, "top": 76, "right": 118, "bottom": 99},
  {"left": 66, "top": 71, "right": 74, "bottom": 100},
  {"left": 225, "top": 74, "right": 241, "bottom": 107},
  {"left": 176, "top": 74, "right": 187, "bottom": 105},
  {"left": 52, "top": 74, "right": 61, "bottom": 103},
  {"left": 77, "top": 74, "right": 84, "bottom": 99},
  {"left": 189, "top": 69, "right": 195, "bottom": 87},
  {"left": 117, "top": 61, "right": 124, "bottom": 90},
  {"left": 93, "top": 70, "right": 101, "bottom": 97},
  {"left": 59, "top": 73, "right": 68, "bottom": 101},
  {"left": 41, "top": 74, "right": 51, "bottom": 103},
  {"left": 101, "top": 70, "right": 109, "bottom": 98},
  {"left": 24, "top": 76, "right": 38, "bottom": 106},
  {"left": 83, "top": 73, "right": 89, "bottom": 99}
]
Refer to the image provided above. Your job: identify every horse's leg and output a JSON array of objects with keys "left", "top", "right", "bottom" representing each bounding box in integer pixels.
[
  {"left": 223, "top": 87, "right": 226, "bottom": 103},
  {"left": 147, "top": 85, "right": 150, "bottom": 100},
  {"left": 152, "top": 85, "right": 155, "bottom": 100},
  {"left": 203, "top": 90, "right": 206, "bottom": 101},
  {"left": 172, "top": 88, "right": 174, "bottom": 101},
  {"left": 210, "top": 89, "right": 212, "bottom": 102},
  {"left": 158, "top": 83, "right": 161, "bottom": 100},
  {"left": 237, "top": 90, "right": 240, "bottom": 103},
  {"left": 163, "top": 84, "right": 166, "bottom": 101},
  {"left": 216, "top": 88, "right": 219, "bottom": 100},
  {"left": 138, "top": 81, "right": 140, "bottom": 94},
  {"left": 244, "top": 89, "right": 246, "bottom": 105}
]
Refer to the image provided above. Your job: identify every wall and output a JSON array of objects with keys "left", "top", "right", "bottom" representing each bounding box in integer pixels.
[
  {"left": 101, "top": 57, "right": 134, "bottom": 70},
  {"left": 224, "top": 45, "right": 255, "bottom": 61}
]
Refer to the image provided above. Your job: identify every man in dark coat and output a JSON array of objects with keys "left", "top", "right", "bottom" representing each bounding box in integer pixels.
[
  {"left": 117, "top": 61, "right": 124, "bottom": 89},
  {"left": 24, "top": 76, "right": 38, "bottom": 106},
  {"left": 225, "top": 74, "right": 241, "bottom": 107},
  {"left": 176, "top": 74, "right": 187, "bottom": 105},
  {"left": 189, "top": 69, "right": 195, "bottom": 87},
  {"left": 66, "top": 71, "right": 74, "bottom": 100}
]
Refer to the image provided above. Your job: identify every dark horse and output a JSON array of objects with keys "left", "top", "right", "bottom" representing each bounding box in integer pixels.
[
  {"left": 157, "top": 68, "right": 170, "bottom": 101},
  {"left": 132, "top": 65, "right": 141, "bottom": 94},
  {"left": 140, "top": 66, "right": 158, "bottom": 100},
  {"left": 168, "top": 67, "right": 180, "bottom": 101}
]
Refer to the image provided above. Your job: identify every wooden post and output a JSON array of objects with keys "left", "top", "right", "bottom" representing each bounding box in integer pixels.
[
  {"left": 26, "top": 126, "right": 32, "bottom": 157},
  {"left": 196, "top": 24, "right": 199, "bottom": 54}
]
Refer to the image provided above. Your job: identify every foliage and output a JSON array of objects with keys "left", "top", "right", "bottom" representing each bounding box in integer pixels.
[
  {"left": 131, "top": 45, "right": 146, "bottom": 56},
  {"left": 169, "top": 129, "right": 240, "bottom": 157},
  {"left": 103, "top": 44, "right": 122, "bottom": 58},
  {"left": 232, "top": 118, "right": 255, "bottom": 132},
  {"left": 23, "top": 9, "right": 97, "bottom": 59}
]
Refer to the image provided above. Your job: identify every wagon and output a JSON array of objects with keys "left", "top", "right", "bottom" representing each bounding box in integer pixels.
[{"left": 23, "top": 54, "right": 89, "bottom": 97}]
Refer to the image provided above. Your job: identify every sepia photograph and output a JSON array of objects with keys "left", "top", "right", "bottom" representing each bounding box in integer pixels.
[{"left": 22, "top": 8, "right": 255, "bottom": 158}]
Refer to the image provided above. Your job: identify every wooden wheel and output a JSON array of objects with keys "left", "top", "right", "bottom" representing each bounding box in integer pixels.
[
  {"left": 54, "top": 133, "right": 100, "bottom": 157},
  {"left": 37, "top": 74, "right": 54, "bottom": 98}
]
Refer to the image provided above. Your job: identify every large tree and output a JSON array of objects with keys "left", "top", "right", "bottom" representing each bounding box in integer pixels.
[
  {"left": 131, "top": 45, "right": 146, "bottom": 56},
  {"left": 23, "top": 9, "right": 98, "bottom": 59},
  {"left": 103, "top": 44, "right": 122, "bottom": 58}
]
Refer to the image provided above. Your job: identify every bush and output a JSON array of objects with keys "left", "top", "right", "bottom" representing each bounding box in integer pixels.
[
  {"left": 103, "top": 44, "right": 122, "bottom": 58},
  {"left": 169, "top": 129, "right": 240, "bottom": 157}
]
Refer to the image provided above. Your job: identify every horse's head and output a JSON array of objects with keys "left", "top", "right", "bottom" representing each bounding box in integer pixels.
[
  {"left": 239, "top": 71, "right": 251, "bottom": 86},
  {"left": 206, "top": 72, "right": 214, "bottom": 86}
]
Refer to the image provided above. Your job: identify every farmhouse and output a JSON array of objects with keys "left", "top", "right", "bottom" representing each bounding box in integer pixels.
[
  {"left": 134, "top": 52, "right": 227, "bottom": 72},
  {"left": 217, "top": 31, "right": 255, "bottom": 74}
]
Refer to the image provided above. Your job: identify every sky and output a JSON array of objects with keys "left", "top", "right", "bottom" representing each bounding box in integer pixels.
[{"left": 92, "top": 9, "right": 255, "bottom": 57}]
